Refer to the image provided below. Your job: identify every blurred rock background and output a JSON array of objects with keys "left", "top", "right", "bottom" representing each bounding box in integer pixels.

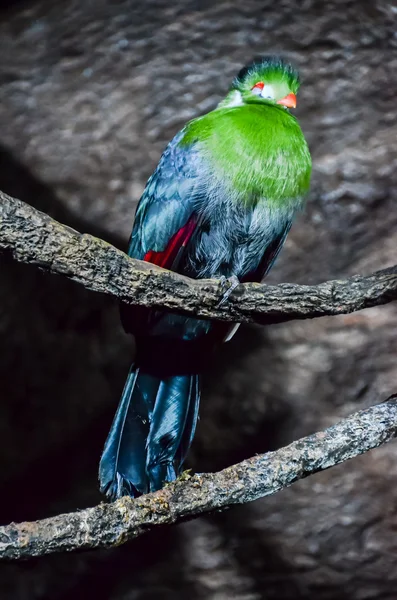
[{"left": 0, "top": 0, "right": 397, "bottom": 598}]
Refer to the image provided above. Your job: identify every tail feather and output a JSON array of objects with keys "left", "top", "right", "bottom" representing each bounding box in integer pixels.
[
  {"left": 146, "top": 376, "right": 194, "bottom": 491},
  {"left": 175, "top": 375, "right": 200, "bottom": 468},
  {"left": 99, "top": 367, "right": 153, "bottom": 498},
  {"left": 99, "top": 366, "right": 200, "bottom": 500}
]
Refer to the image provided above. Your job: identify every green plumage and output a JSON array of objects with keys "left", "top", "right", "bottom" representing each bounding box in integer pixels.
[{"left": 181, "top": 103, "right": 311, "bottom": 206}]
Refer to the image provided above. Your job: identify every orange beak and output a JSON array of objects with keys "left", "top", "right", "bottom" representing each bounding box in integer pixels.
[{"left": 277, "top": 93, "right": 297, "bottom": 109}]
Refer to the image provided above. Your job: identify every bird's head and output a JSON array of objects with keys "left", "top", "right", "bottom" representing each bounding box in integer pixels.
[{"left": 222, "top": 56, "right": 300, "bottom": 110}]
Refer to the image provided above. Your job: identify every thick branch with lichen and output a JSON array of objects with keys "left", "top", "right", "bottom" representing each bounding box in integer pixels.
[
  {"left": 0, "top": 190, "right": 396, "bottom": 325},
  {"left": 0, "top": 396, "right": 396, "bottom": 560}
]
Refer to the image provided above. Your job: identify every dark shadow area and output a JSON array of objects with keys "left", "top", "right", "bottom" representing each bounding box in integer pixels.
[
  {"left": 0, "top": 0, "right": 30, "bottom": 13},
  {"left": 0, "top": 147, "right": 130, "bottom": 523},
  {"left": 197, "top": 324, "right": 293, "bottom": 472}
]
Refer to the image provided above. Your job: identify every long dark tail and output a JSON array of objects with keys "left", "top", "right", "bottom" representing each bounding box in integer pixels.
[{"left": 99, "top": 366, "right": 200, "bottom": 500}]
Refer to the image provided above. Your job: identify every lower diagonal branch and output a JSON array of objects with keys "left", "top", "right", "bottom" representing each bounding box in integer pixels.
[
  {"left": 1, "top": 396, "right": 396, "bottom": 560},
  {"left": 0, "top": 190, "right": 396, "bottom": 325}
]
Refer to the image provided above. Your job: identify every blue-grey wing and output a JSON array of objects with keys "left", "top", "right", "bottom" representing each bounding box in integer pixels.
[{"left": 127, "top": 131, "right": 203, "bottom": 261}]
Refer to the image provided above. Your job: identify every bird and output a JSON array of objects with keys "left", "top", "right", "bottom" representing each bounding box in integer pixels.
[{"left": 99, "top": 56, "right": 312, "bottom": 500}]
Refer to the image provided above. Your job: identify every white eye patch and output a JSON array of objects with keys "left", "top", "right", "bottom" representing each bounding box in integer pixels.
[{"left": 260, "top": 84, "right": 275, "bottom": 100}]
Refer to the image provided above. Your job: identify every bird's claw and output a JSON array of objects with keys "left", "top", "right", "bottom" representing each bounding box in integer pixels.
[{"left": 217, "top": 275, "right": 241, "bottom": 307}]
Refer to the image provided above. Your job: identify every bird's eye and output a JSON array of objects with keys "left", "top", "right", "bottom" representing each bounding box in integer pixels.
[{"left": 251, "top": 81, "right": 265, "bottom": 95}]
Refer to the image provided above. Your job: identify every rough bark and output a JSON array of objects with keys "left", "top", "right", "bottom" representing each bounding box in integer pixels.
[
  {"left": 1, "top": 190, "right": 396, "bottom": 326},
  {"left": 0, "top": 396, "right": 396, "bottom": 560}
]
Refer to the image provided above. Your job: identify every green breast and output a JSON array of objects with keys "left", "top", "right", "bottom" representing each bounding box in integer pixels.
[{"left": 181, "top": 104, "right": 311, "bottom": 207}]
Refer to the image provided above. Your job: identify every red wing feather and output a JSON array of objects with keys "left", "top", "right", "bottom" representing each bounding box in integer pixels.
[{"left": 144, "top": 215, "right": 197, "bottom": 269}]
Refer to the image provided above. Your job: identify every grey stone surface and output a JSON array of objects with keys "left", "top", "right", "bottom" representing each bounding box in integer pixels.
[{"left": 0, "top": 0, "right": 396, "bottom": 597}]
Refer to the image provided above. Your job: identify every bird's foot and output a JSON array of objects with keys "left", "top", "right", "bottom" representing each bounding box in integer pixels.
[{"left": 217, "top": 275, "right": 241, "bottom": 307}]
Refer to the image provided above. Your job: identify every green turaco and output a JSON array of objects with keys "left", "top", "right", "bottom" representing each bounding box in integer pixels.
[{"left": 99, "top": 56, "right": 312, "bottom": 500}]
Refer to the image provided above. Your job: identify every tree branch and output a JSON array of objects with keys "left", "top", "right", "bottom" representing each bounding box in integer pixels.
[
  {"left": 0, "top": 396, "right": 396, "bottom": 560},
  {"left": 0, "top": 190, "right": 396, "bottom": 325}
]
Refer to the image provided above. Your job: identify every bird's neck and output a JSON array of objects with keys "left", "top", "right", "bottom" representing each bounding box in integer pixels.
[{"left": 217, "top": 90, "right": 244, "bottom": 108}]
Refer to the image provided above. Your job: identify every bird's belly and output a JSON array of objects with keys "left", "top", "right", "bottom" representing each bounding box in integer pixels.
[{"left": 186, "top": 198, "right": 292, "bottom": 280}]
